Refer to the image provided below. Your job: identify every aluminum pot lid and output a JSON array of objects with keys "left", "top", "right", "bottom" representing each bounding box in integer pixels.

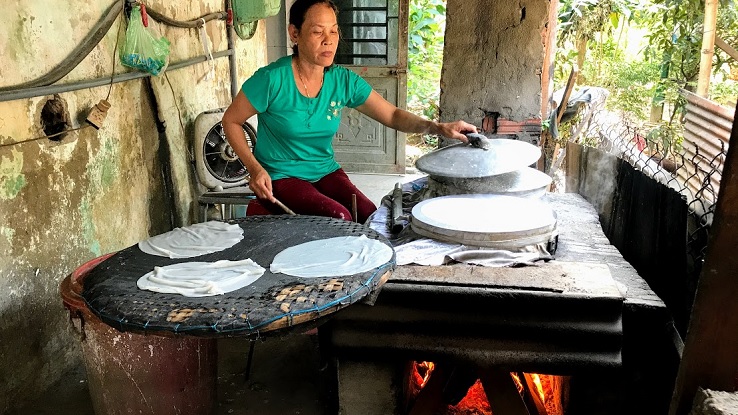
[{"left": 415, "top": 138, "right": 541, "bottom": 178}]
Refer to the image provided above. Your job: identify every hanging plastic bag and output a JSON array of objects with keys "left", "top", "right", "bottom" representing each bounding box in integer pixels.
[{"left": 120, "top": 4, "right": 171, "bottom": 76}]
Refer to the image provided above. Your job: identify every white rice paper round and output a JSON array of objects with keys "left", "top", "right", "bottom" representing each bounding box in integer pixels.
[
  {"left": 138, "top": 221, "right": 244, "bottom": 258},
  {"left": 270, "top": 235, "right": 393, "bottom": 278}
]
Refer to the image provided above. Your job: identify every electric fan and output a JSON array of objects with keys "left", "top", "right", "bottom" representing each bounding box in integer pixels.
[{"left": 194, "top": 109, "right": 257, "bottom": 190}]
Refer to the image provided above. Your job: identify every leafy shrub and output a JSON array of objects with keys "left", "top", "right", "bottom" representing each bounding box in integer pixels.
[{"left": 407, "top": 0, "right": 446, "bottom": 121}]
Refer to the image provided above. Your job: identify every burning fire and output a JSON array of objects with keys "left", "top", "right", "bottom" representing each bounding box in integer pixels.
[
  {"left": 410, "top": 362, "right": 568, "bottom": 415},
  {"left": 415, "top": 361, "right": 435, "bottom": 388}
]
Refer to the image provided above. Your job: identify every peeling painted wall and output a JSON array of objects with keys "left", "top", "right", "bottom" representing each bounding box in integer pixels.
[
  {"left": 0, "top": 1, "right": 266, "bottom": 412},
  {"left": 439, "top": 0, "right": 549, "bottom": 124}
]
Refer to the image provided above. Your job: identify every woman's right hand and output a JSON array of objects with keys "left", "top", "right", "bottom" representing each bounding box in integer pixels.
[{"left": 248, "top": 166, "right": 276, "bottom": 203}]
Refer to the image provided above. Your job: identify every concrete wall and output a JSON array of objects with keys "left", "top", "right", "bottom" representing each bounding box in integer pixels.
[
  {"left": 0, "top": 1, "right": 266, "bottom": 412},
  {"left": 265, "top": 0, "right": 292, "bottom": 63},
  {"left": 439, "top": 0, "right": 549, "bottom": 124}
]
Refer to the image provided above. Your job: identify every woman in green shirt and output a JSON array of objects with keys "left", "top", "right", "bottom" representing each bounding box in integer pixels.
[{"left": 223, "top": 0, "right": 476, "bottom": 223}]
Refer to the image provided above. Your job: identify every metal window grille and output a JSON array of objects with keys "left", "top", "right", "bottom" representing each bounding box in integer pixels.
[{"left": 334, "top": 0, "right": 398, "bottom": 65}]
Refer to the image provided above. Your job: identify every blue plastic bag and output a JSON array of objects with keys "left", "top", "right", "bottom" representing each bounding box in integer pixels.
[{"left": 120, "top": 5, "right": 171, "bottom": 76}]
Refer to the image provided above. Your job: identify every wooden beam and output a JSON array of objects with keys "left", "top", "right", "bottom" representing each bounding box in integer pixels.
[
  {"left": 538, "top": 0, "right": 560, "bottom": 173},
  {"left": 668, "top": 102, "right": 738, "bottom": 415},
  {"left": 556, "top": 65, "right": 579, "bottom": 125},
  {"left": 408, "top": 362, "right": 451, "bottom": 415},
  {"left": 696, "top": 0, "right": 718, "bottom": 97},
  {"left": 520, "top": 373, "right": 549, "bottom": 415},
  {"left": 480, "top": 369, "right": 531, "bottom": 415},
  {"left": 715, "top": 35, "right": 738, "bottom": 61},
  {"left": 540, "top": 63, "right": 578, "bottom": 172},
  {"left": 540, "top": 0, "right": 560, "bottom": 120},
  {"left": 564, "top": 141, "right": 582, "bottom": 193}
]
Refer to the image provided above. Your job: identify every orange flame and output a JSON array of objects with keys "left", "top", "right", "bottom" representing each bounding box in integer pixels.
[
  {"left": 410, "top": 362, "right": 568, "bottom": 415},
  {"left": 416, "top": 361, "right": 435, "bottom": 388}
]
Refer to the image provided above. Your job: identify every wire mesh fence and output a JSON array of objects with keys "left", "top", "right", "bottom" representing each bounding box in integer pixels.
[{"left": 550, "top": 90, "right": 733, "bottom": 323}]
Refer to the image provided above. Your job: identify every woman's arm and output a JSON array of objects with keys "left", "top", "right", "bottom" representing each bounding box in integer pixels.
[
  {"left": 355, "top": 90, "right": 477, "bottom": 142},
  {"left": 222, "top": 91, "right": 276, "bottom": 202}
]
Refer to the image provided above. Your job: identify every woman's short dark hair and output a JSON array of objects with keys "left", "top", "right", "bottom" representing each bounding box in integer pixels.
[{"left": 289, "top": 0, "right": 339, "bottom": 56}]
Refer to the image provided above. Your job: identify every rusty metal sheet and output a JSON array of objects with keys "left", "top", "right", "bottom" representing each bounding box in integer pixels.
[{"left": 679, "top": 90, "right": 734, "bottom": 203}]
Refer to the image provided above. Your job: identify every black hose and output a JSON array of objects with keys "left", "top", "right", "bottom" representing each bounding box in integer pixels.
[
  {"left": 0, "top": 0, "right": 125, "bottom": 91},
  {"left": 147, "top": 9, "right": 227, "bottom": 29},
  {"left": 0, "top": 1, "right": 228, "bottom": 95}
]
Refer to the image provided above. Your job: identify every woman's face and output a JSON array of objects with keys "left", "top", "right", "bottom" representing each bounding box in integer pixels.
[{"left": 290, "top": 3, "right": 339, "bottom": 67}]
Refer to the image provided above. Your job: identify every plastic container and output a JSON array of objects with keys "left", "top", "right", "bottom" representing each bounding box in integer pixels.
[
  {"left": 232, "top": 0, "right": 281, "bottom": 40},
  {"left": 60, "top": 254, "right": 218, "bottom": 415}
]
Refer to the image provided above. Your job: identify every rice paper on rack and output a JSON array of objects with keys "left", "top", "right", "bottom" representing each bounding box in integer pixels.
[{"left": 270, "top": 235, "right": 393, "bottom": 278}]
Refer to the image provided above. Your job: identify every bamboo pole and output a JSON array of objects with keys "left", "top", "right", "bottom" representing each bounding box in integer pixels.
[{"left": 696, "top": 0, "right": 719, "bottom": 97}]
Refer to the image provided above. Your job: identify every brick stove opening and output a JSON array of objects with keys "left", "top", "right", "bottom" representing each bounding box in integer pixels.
[{"left": 404, "top": 361, "right": 569, "bottom": 415}]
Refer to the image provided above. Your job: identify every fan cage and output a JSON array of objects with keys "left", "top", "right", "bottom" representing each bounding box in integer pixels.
[{"left": 203, "top": 122, "right": 257, "bottom": 183}]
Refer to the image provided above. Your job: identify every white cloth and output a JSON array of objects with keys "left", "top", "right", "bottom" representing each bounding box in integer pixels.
[
  {"left": 270, "top": 235, "right": 394, "bottom": 278},
  {"left": 137, "top": 259, "right": 265, "bottom": 297},
  {"left": 393, "top": 238, "right": 464, "bottom": 266},
  {"left": 138, "top": 221, "right": 244, "bottom": 258},
  {"left": 393, "top": 236, "right": 552, "bottom": 267}
]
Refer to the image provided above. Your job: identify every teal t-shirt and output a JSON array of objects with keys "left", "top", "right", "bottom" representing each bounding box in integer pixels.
[{"left": 242, "top": 56, "right": 373, "bottom": 182}]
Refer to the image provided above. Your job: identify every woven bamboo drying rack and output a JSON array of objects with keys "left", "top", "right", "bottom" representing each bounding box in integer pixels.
[{"left": 81, "top": 215, "right": 395, "bottom": 337}]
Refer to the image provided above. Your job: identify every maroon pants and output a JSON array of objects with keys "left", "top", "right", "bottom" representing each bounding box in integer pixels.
[{"left": 258, "top": 169, "right": 377, "bottom": 223}]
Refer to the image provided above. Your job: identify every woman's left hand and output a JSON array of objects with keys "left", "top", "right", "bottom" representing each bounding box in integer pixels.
[{"left": 436, "top": 120, "right": 478, "bottom": 143}]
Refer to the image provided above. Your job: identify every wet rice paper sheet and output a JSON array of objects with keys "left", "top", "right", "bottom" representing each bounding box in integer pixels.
[
  {"left": 137, "top": 258, "right": 265, "bottom": 297},
  {"left": 270, "top": 235, "right": 394, "bottom": 278},
  {"left": 138, "top": 221, "right": 244, "bottom": 258}
]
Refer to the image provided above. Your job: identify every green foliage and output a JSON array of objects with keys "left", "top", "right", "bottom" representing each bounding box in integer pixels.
[
  {"left": 639, "top": 0, "right": 737, "bottom": 116},
  {"left": 604, "top": 61, "right": 662, "bottom": 120},
  {"left": 710, "top": 79, "right": 738, "bottom": 107},
  {"left": 641, "top": 0, "right": 703, "bottom": 86},
  {"left": 407, "top": 0, "right": 446, "bottom": 121},
  {"left": 556, "top": 0, "right": 737, "bottom": 128},
  {"left": 558, "top": 0, "right": 637, "bottom": 47},
  {"left": 645, "top": 121, "right": 684, "bottom": 158},
  {"left": 715, "top": 4, "right": 738, "bottom": 71}
]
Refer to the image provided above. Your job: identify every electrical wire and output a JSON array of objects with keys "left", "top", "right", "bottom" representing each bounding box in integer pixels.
[
  {"left": 0, "top": 2, "right": 228, "bottom": 150},
  {"left": 0, "top": 11, "right": 122, "bottom": 149},
  {"left": 106, "top": 13, "right": 125, "bottom": 101},
  {"left": 0, "top": 0, "right": 124, "bottom": 92},
  {"left": 147, "top": 8, "right": 227, "bottom": 28},
  {"left": 0, "top": 125, "right": 93, "bottom": 149},
  {"left": 0, "top": 2, "right": 224, "bottom": 95}
]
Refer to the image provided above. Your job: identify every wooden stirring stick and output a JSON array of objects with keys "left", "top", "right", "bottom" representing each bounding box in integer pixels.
[
  {"left": 351, "top": 194, "right": 358, "bottom": 222},
  {"left": 273, "top": 198, "right": 297, "bottom": 215}
]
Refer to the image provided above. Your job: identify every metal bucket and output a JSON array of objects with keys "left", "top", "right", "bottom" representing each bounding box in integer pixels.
[{"left": 60, "top": 254, "right": 218, "bottom": 415}]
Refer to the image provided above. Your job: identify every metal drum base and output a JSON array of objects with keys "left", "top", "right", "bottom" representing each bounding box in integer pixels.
[
  {"left": 428, "top": 167, "right": 552, "bottom": 199},
  {"left": 61, "top": 256, "right": 218, "bottom": 415}
]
